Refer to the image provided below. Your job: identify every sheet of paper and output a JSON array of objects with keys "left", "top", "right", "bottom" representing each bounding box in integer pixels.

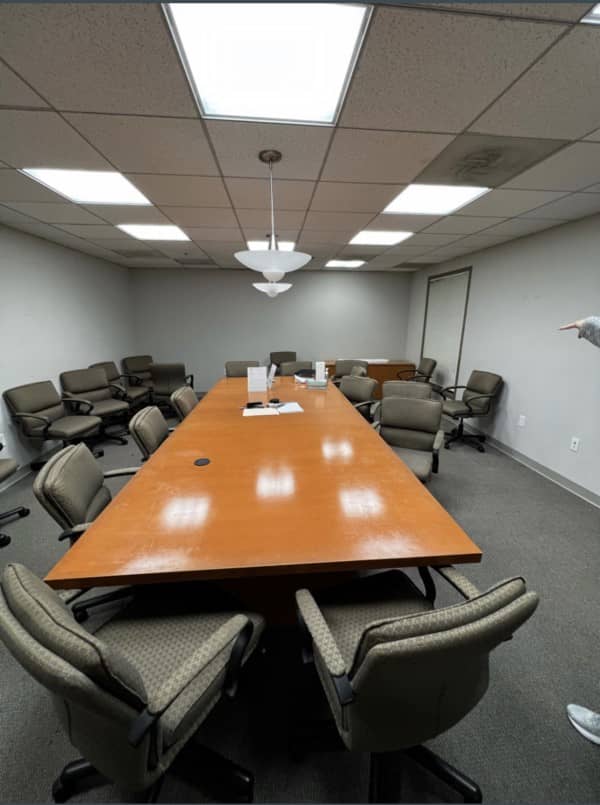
[
  {"left": 242, "top": 407, "right": 279, "bottom": 417},
  {"left": 278, "top": 402, "right": 304, "bottom": 414},
  {"left": 247, "top": 365, "right": 267, "bottom": 392},
  {"left": 315, "top": 361, "right": 325, "bottom": 382}
]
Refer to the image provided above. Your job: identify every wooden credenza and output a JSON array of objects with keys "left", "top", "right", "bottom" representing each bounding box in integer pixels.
[{"left": 325, "top": 359, "right": 416, "bottom": 399}]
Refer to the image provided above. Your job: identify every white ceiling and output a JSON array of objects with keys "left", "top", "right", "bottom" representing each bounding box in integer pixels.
[{"left": 0, "top": 2, "right": 599, "bottom": 271}]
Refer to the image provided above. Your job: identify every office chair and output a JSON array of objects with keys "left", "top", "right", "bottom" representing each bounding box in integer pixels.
[
  {"left": 0, "top": 443, "right": 30, "bottom": 548},
  {"left": 0, "top": 563, "right": 264, "bottom": 803},
  {"left": 3, "top": 381, "right": 103, "bottom": 470},
  {"left": 279, "top": 361, "right": 313, "bottom": 376},
  {"left": 332, "top": 360, "right": 369, "bottom": 387},
  {"left": 225, "top": 361, "right": 259, "bottom": 378},
  {"left": 129, "top": 406, "right": 170, "bottom": 461},
  {"left": 122, "top": 355, "right": 154, "bottom": 391},
  {"left": 270, "top": 351, "right": 296, "bottom": 374},
  {"left": 89, "top": 361, "right": 150, "bottom": 408},
  {"left": 398, "top": 357, "right": 437, "bottom": 383},
  {"left": 170, "top": 386, "right": 198, "bottom": 422},
  {"left": 382, "top": 380, "right": 431, "bottom": 400},
  {"left": 374, "top": 397, "right": 443, "bottom": 483},
  {"left": 440, "top": 370, "right": 503, "bottom": 452},
  {"left": 296, "top": 566, "right": 538, "bottom": 803},
  {"left": 60, "top": 368, "right": 130, "bottom": 446},
  {"left": 339, "top": 376, "right": 379, "bottom": 420},
  {"left": 150, "top": 363, "right": 194, "bottom": 409}
]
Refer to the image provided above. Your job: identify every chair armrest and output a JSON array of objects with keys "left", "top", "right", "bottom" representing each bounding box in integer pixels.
[
  {"left": 119, "top": 373, "right": 140, "bottom": 384},
  {"left": 103, "top": 467, "right": 139, "bottom": 478},
  {"left": 433, "top": 565, "right": 481, "bottom": 600},
  {"left": 353, "top": 399, "right": 375, "bottom": 411},
  {"left": 432, "top": 429, "right": 444, "bottom": 473},
  {"left": 168, "top": 426, "right": 176, "bottom": 433},
  {"left": 11, "top": 411, "right": 51, "bottom": 436},
  {"left": 185, "top": 373, "right": 194, "bottom": 387},
  {"left": 462, "top": 393, "right": 494, "bottom": 414},
  {"left": 396, "top": 368, "right": 417, "bottom": 379},
  {"left": 109, "top": 382, "right": 127, "bottom": 399},
  {"left": 128, "top": 614, "right": 251, "bottom": 748},
  {"left": 62, "top": 396, "right": 94, "bottom": 415},
  {"left": 58, "top": 522, "right": 94, "bottom": 543}
]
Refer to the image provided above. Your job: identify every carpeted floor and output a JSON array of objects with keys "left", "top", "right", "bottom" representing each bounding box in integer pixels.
[{"left": 0, "top": 429, "right": 599, "bottom": 803}]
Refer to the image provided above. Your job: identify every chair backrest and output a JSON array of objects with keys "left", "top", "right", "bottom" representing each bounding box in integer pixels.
[
  {"left": 334, "top": 359, "right": 369, "bottom": 378},
  {"left": 170, "top": 386, "right": 197, "bottom": 422},
  {"left": 462, "top": 370, "right": 503, "bottom": 414},
  {"left": 150, "top": 363, "right": 187, "bottom": 396},
  {"left": 3, "top": 381, "right": 66, "bottom": 437},
  {"left": 379, "top": 397, "right": 442, "bottom": 451},
  {"left": 280, "top": 361, "right": 313, "bottom": 376},
  {"left": 33, "top": 444, "right": 110, "bottom": 530},
  {"left": 382, "top": 380, "right": 431, "bottom": 400},
  {"left": 129, "top": 406, "right": 169, "bottom": 460},
  {"left": 339, "top": 375, "right": 378, "bottom": 404},
  {"left": 122, "top": 355, "right": 153, "bottom": 384},
  {"left": 60, "top": 368, "right": 112, "bottom": 403},
  {"left": 0, "top": 564, "right": 150, "bottom": 782},
  {"left": 89, "top": 361, "right": 120, "bottom": 383},
  {"left": 270, "top": 351, "right": 296, "bottom": 366},
  {"left": 350, "top": 365, "right": 368, "bottom": 378},
  {"left": 329, "top": 576, "right": 538, "bottom": 752},
  {"left": 225, "top": 361, "right": 259, "bottom": 378},
  {"left": 417, "top": 357, "right": 437, "bottom": 381}
]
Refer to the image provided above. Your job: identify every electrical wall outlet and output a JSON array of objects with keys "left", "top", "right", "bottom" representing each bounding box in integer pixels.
[
  {"left": 570, "top": 437, "right": 580, "bottom": 453},
  {"left": 518, "top": 415, "right": 526, "bottom": 428}
]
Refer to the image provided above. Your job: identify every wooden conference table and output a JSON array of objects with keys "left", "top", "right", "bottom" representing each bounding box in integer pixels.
[{"left": 46, "top": 377, "right": 481, "bottom": 593}]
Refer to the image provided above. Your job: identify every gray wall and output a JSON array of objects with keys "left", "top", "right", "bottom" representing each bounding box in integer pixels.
[
  {"left": 0, "top": 225, "right": 134, "bottom": 474},
  {"left": 406, "top": 215, "right": 600, "bottom": 500},
  {"left": 130, "top": 268, "right": 412, "bottom": 390}
]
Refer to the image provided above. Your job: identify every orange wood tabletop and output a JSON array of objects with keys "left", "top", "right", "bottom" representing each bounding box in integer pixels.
[{"left": 45, "top": 377, "right": 481, "bottom": 589}]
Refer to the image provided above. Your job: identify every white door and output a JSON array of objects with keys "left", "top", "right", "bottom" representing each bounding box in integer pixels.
[{"left": 422, "top": 270, "right": 470, "bottom": 391}]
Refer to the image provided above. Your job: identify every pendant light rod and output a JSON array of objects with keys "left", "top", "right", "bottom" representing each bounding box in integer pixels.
[{"left": 259, "top": 149, "right": 282, "bottom": 252}]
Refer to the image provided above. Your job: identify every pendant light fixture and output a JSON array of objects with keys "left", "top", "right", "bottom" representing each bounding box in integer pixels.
[{"left": 235, "top": 150, "right": 311, "bottom": 294}]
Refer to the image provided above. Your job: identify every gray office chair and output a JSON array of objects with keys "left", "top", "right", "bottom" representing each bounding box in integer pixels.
[
  {"left": 0, "top": 443, "right": 30, "bottom": 548},
  {"left": 270, "top": 351, "right": 296, "bottom": 375},
  {"left": 0, "top": 562, "right": 264, "bottom": 803},
  {"left": 89, "top": 362, "right": 150, "bottom": 407},
  {"left": 440, "top": 370, "right": 504, "bottom": 452},
  {"left": 122, "top": 355, "right": 154, "bottom": 390},
  {"left": 170, "top": 386, "right": 198, "bottom": 422},
  {"left": 60, "top": 368, "right": 130, "bottom": 446},
  {"left": 225, "top": 361, "right": 259, "bottom": 378},
  {"left": 280, "top": 361, "right": 313, "bottom": 377},
  {"left": 150, "top": 363, "right": 194, "bottom": 409},
  {"left": 332, "top": 360, "right": 369, "bottom": 387},
  {"left": 296, "top": 566, "right": 538, "bottom": 802},
  {"left": 129, "top": 406, "right": 170, "bottom": 461},
  {"left": 374, "top": 396, "right": 444, "bottom": 482},
  {"left": 3, "top": 381, "right": 102, "bottom": 470},
  {"left": 398, "top": 357, "right": 437, "bottom": 383},
  {"left": 339, "top": 376, "right": 379, "bottom": 420}
]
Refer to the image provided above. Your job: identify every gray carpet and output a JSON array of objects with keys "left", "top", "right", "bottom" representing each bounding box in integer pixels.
[{"left": 1, "top": 430, "right": 599, "bottom": 803}]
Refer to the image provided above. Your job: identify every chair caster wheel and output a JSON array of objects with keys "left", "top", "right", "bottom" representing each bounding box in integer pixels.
[
  {"left": 73, "top": 608, "right": 89, "bottom": 623},
  {"left": 0, "top": 534, "right": 11, "bottom": 548},
  {"left": 52, "top": 781, "right": 69, "bottom": 803},
  {"left": 477, "top": 445, "right": 485, "bottom": 453},
  {"left": 20, "top": 508, "right": 31, "bottom": 518}
]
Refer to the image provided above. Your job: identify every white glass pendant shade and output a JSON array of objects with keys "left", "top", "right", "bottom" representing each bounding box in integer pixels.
[
  {"left": 253, "top": 282, "right": 292, "bottom": 298},
  {"left": 234, "top": 249, "right": 311, "bottom": 273}
]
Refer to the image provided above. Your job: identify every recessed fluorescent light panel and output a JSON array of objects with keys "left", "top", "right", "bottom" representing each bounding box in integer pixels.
[
  {"left": 350, "top": 231, "right": 414, "bottom": 246},
  {"left": 165, "top": 3, "right": 371, "bottom": 125},
  {"left": 384, "top": 184, "right": 490, "bottom": 215},
  {"left": 581, "top": 3, "right": 600, "bottom": 23},
  {"left": 247, "top": 240, "right": 295, "bottom": 251},
  {"left": 118, "top": 224, "right": 190, "bottom": 241},
  {"left": 326, "top": 260, "right": 365, "bottom": 268},
  {"left": 20, "top": 169, "right": 151, "bottom": 205}
]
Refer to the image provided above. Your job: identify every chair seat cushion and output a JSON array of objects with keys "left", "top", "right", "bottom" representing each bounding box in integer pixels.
[
  {"left": 90, "top": 399, "right": 130, "bottom": 418},
  {"left": 393, "top": 447, "right": 433, "bottom": 481},
  {"left": 47, "top": 415, "right": 101, "bottom": 439},
  {"left": 125, "top": 385, "right": 150, "bottom": 402},
  {"left": 442, "top": 400, "right": 470, "bottom": 417},
  {"left": 318, "top": 571, "right": 432, "bottom": 671},
  {"left": 0, "top": 458, "right": 18, "bottom": 483}
]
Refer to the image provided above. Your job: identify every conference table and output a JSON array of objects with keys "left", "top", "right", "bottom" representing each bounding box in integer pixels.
[{"left": 46, "top": 377, "right": 481, "bottom": 606}]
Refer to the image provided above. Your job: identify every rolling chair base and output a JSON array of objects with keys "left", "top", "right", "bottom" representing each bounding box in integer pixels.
[
  {"left": 0, "top": 505, "right": 30, "bottom": 548},
  {"left": 444, "top": 420, "right": 486, "bottom": 453}
]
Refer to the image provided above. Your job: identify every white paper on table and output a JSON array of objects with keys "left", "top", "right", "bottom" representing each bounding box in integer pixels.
[
  {"left": 247, "top": 365, "right": 267, "bottom": 392},
  {"left": 315, "top": 361, "right": 325, "bottom": 382},
  {"left": 293, "top": 374, "right": 308, "bottom": 384},
  {"left": 242, "top": 407, "right": 279, "bottom": 417},
  {"left": 267, "top": 364, "right": 277, "bottom": 388},
  {"left": 278, "top": 402, "right": 304, "bottom": 414}
]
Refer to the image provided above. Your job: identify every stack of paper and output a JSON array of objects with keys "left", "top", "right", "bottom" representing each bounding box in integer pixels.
[{"left": 242, "top": 407, "right": 279, "bottom": 417}]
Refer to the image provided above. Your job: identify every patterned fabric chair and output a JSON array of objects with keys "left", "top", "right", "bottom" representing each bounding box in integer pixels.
[
  {"left": 397, "top": 357, "right": 437, "bottom": 383},
  {"left": 440, "top": 370, "right": 503, "bottom": 452},
  {"left": 225, "top": 361, "right": 259, "bottom": 378},
  {"left": 296, "top": 566, "right": 538, "bottom": 803},
  {"left": 0, "top": 563, "right": 264, "bottom": 802},
  {"left": 129, "top": 407, "right": 170, "bottom": 461},
  {"left": 170, "top": 386, "right": 198, "bottom": 422},
  {"left": 89, "top": 362, "right": 150, "bottom": 407}
]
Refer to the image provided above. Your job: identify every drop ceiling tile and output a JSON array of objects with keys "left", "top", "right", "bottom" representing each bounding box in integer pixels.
[
  {"left": 404, "top": 232, "right": 464, "bottom": 247},
  {"left": 242, "top": 228, "right": 300, "bottom": 242},
  {"left": 470, "top": 25, "right": 600, "bottom": 140},
  {"left": 322, "top": 130, "right": 454, "bottom": 183},
  {"left": 424, "top": 4, "right": 593, "bottom": 21},
  {"left": 583, "top": 183, "right": 600, "bottom": 193},
  {"left": 184, "top": 227, "right": 244, "bottom": 243},
  {"left": 583, "top": 128, "right": 600, "bottom": 142},
  {"left": 458, "top": 188, "right": 567, "bottom": 216},
  {"left": 310, "top": 182, "right": 405, "bottom": 213},
  {"left": 340, "top": 7, "right": 564, "bottom": 132},
  {"left": 225, "top": 178, "right": 314, "bottom": 210},
  {"left": 368, "top": 213, "right": 441, "bottom": 232},
  {"left": 366, "top": 253, "right": 421, "bottom": 268},
  {"left": 294, "top": 242, "right": 340, "bottom": 258},
  {"left": 0, "top": 170, "right": 68, "bottom": 202},
  {"left": 297, "top": 230, "right": 357, "bottom": 245},
  {"left": 160, "top": 207, "right": 239, "bottom": 229},
  {"left": 522, "top": 192, "right": 600, "bottom": 220},
  {"left": 206, "top": 121, "right": 332, "bottom": 180},
  {"left": 126, "top": 175, "right": 230, "bottom": 207},
  {"left": 121, "top": 258, "right": 180, "bottom": 269},
  {"left": 83, "top": 237, "right": 152, "bottom": 251},
  {"left": 65, "top": 114, "right": 218, "bottom": 175},
  {"left": 152, "top": 243, "right": 209, "bottom": 259},
  {"left": 302, "top": 211, "right": 373, "bottom": 232},
  {"left": 0, "top": 61, "right": 48, "bottom": 108},
  {"left": 2, "top": 202, "right": 104, "bottom": 225},
  {"left": 424, "top": 215, "right": 506, "bottom": 234},
  {"left": 503, "top": 142, "right": 600, "bottom": 192},
  {"left": 0, "top": 4, "right": 196, "bottom": 116},
  {"left": 476, "top": 217, "right": 564, "bottom": 237},
  {"left": 194, "top": 241, "right": 245, "bottom": 262},
  {"left": 417, "top": 133, "right": 568, "bottom": 187},
  {"left": 337, "top": 245, "right": 392, "bottom": 258},
  {"left": 84, "top": 205, "right": 171, "bottom": 225},
  {"left": 55, "top": 224, "right": 130, "bottom": 240},
  {"left": 387, "top": 243, "right": 439, "bottom": 256},
  {"left": 0, "top": 205, "right": 40, "bottom": 227},
  {"left": 0, "top": 110, "right": 111, "bottom": 170},
  {"left": 236, "top": 209, "right": 305, "bottom": 230}
]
